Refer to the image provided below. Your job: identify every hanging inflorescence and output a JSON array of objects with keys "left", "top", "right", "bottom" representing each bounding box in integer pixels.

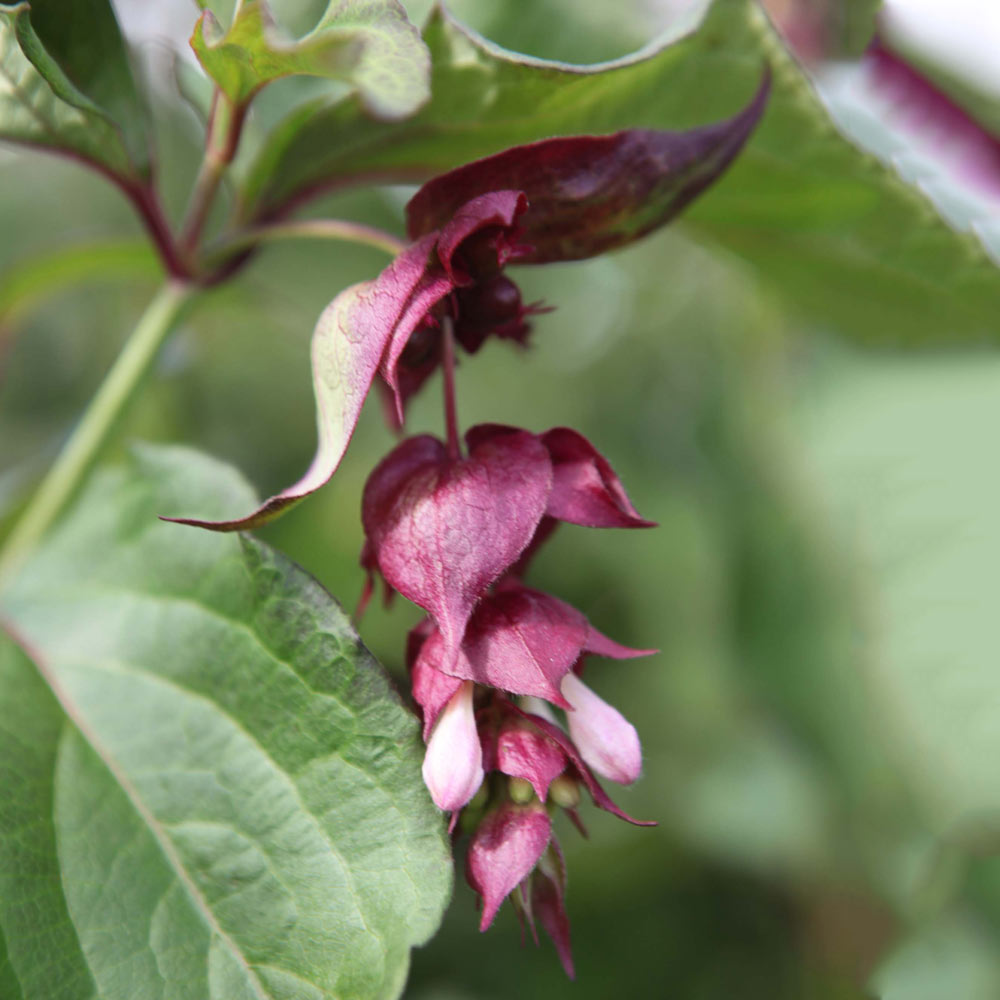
[{"left": 176, "top": 70, "right": 770, "bottom": 975}]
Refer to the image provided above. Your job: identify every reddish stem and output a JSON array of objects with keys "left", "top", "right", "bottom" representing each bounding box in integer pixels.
[
  {"left": 121, "top": 178, "right": 191, "bottom": 280},
  {"left": 442, "top": 313, "right": 462, "bottom": 461}
]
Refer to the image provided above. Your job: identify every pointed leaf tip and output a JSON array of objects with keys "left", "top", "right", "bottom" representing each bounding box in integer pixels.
[
  {"left": 161, "top": 280, "right": 396, "bottom": 532},
  {"left": 406, "top": 67, "right": 772, "bottom": 262},
  {"left": 541, "top": 427, "right": 657, "bottom": 529}
]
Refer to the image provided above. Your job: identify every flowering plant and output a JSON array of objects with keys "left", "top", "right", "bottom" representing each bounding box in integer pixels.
[{"left": 2, "top": 1, "right": 999, "bottom": 997}]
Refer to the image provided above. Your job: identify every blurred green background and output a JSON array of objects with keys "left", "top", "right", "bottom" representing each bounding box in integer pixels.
[{"left": 5, "top": 1, "right": 1000, "bottom": 997}]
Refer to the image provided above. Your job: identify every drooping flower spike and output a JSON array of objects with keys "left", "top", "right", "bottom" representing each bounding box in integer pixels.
[
  {"left": 365, "top": 420, "right": 657, "bottom": 973},
  {"left": 164, "top": 71, "right": 769, "bottom": 532},
  {"left": 162, "top": 66, "right": 770, "bottom": 978}
]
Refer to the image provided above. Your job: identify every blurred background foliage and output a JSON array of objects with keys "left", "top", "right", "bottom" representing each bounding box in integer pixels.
[{"left": 4, "top": 0, "right": 1000, "bottom": 997}]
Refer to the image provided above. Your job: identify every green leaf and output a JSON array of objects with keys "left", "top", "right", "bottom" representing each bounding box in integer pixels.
[
  {"left": 800, "top": 354, "right": 1000, "bottom": 842},
  {"left": 0, "top": 2, "right": 138, "bottom": 177},
  {"left": 19, "top": 0, "right": 151, "bottom": 170},
  {"left": 191, "top": 0, "right": 430, "bottom": 120},
  {"left": 242, "top": 0, "right": 1000, "bottom": 344},
  {"left": 0, "top": 630, "right": 99, "bottom": 1000},
  {"left": 0, "top": 444, "right": 451, "bottom": 1000}
]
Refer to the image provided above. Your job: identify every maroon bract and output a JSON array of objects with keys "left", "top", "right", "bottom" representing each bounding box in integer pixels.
[
  {"left": 412, "top": 583, "right": 652, "bottom": 707},
  {"left": 493, "top": 716, "right": 568, "bottom": 802},
  {"left": 466, "top": 423, "right": 656, "bottom": 530},
  {"left": 169, "top": 82, "right": 770, "bottom": 534},
  {"left": 466, "top": 800, "right": 552, "bottom": 931},
  {"left": 380, "top": 190, "right": 529, "bottom": 421},
  {"left": 410, "top": 643, "right": 463, "bottom": 741},
  {"left": 164, "top": 191, "right": 530, "bottom": 532},
  {"left": 541, "top": 427, "right": 657, "bottom": 528},
  {"left": 514, "top": 708, "right": 654, "bottom": 828},
  {"left": 407, "top": 70, "right": 771, "bottom": 262},
  {"left": 528, "top": 841, "right": 574, "bottom": 979},
  {"left": 362, "top": 430, "right": 551, "bottom": 663}
]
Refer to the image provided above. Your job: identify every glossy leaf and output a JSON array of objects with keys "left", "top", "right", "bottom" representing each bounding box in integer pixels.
[
  {"left": 242, "top": 0, "right": 1000, "bottom": 344},
  {"left": 0, "top": 1, "right": 148, "bottom": 176},
  {"left": 191, "top": 0, "right": 430, "bottom": 119},
  {"left": 0, "top": 444, "right": 451, "bottom": 1000}
]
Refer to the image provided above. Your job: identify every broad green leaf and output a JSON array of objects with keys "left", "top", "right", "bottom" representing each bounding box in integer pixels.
[
  {"left": 0, "top": 631, "right": 99, "bottom": 1000},
  {"left": 0, "top": 444, "right": 451, "bottom": 1000},
  {"left": 242, "top": 0, "right": 1000, "bottom": 344},
  {"left": 20, "top": 0, "right": 151, "bottom": 170},
  {"left": 192, "top": 0, "right": 430, "bottom": 119},
  {"left": 0, "top": 3, "right": 135, "bottom": 177},
  {"left": 799, "top": 354, "right": 1000, "bottom": 842}
]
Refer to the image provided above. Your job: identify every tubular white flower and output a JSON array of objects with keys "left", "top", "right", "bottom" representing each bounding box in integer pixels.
[
  {"left": 560, "top": 673, "right": 641, "bottom": 785},
  {"left": 422, "top": 680, "right": 484, "bottom": 811}
]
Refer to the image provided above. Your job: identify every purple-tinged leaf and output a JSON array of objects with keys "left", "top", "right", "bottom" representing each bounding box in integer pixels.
[
  {"left": 406, "top": 70, "right": 771, "bottom": 263},
  {"left": 495, "top": 716, "right": 568, "bottom": 802},
  {"left": 165, "top": 238, "right": 451, "bottom": 531},
  {"left": 466, "top": 801, "right": 551, "bottom": 931},
  {"left": 363, "top": 431, "right": 551, "bottom": 662},
  {"left": 168, "top": 189, "right": 535, "bottom": 531},
  {"left": 422, "top": 680, "right": 483, "bottom": 812},
  {"left": 541, "top": 427, "right": 656, "bottom": 528},
  {"left": 515, "top": 709, "right": 655, "bottom": 827}
]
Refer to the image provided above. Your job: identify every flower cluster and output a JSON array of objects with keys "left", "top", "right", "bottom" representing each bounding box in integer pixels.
[
  {"left": 173, "top": 71, "right": 769, "bottom": 976},
  {"left": 360, "top": 423, "right": 656, "bottom": 974}
]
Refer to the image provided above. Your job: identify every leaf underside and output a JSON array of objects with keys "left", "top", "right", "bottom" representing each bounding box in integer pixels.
[{"left": 0, "top": 0, "right": 147, "bottom": 176}]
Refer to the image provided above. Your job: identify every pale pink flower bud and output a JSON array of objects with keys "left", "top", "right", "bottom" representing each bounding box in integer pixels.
[
  {"left": 422, "top": 680, "right": 484, "bottom": 811},
  {"left": 560, "top": 673, "right": 641, "bottom": 785}
]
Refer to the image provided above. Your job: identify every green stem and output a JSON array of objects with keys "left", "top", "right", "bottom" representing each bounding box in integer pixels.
[
  {"left": 179, "top": 94, "right": 247, "bottom": 261},
  {"left": 0, "top": 282, "right": 195, "bottom": 590}
]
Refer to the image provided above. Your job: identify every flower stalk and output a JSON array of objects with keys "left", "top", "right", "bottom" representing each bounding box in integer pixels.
[{"left": 441, "top": 315, "right": 462, "bottom": 461}]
